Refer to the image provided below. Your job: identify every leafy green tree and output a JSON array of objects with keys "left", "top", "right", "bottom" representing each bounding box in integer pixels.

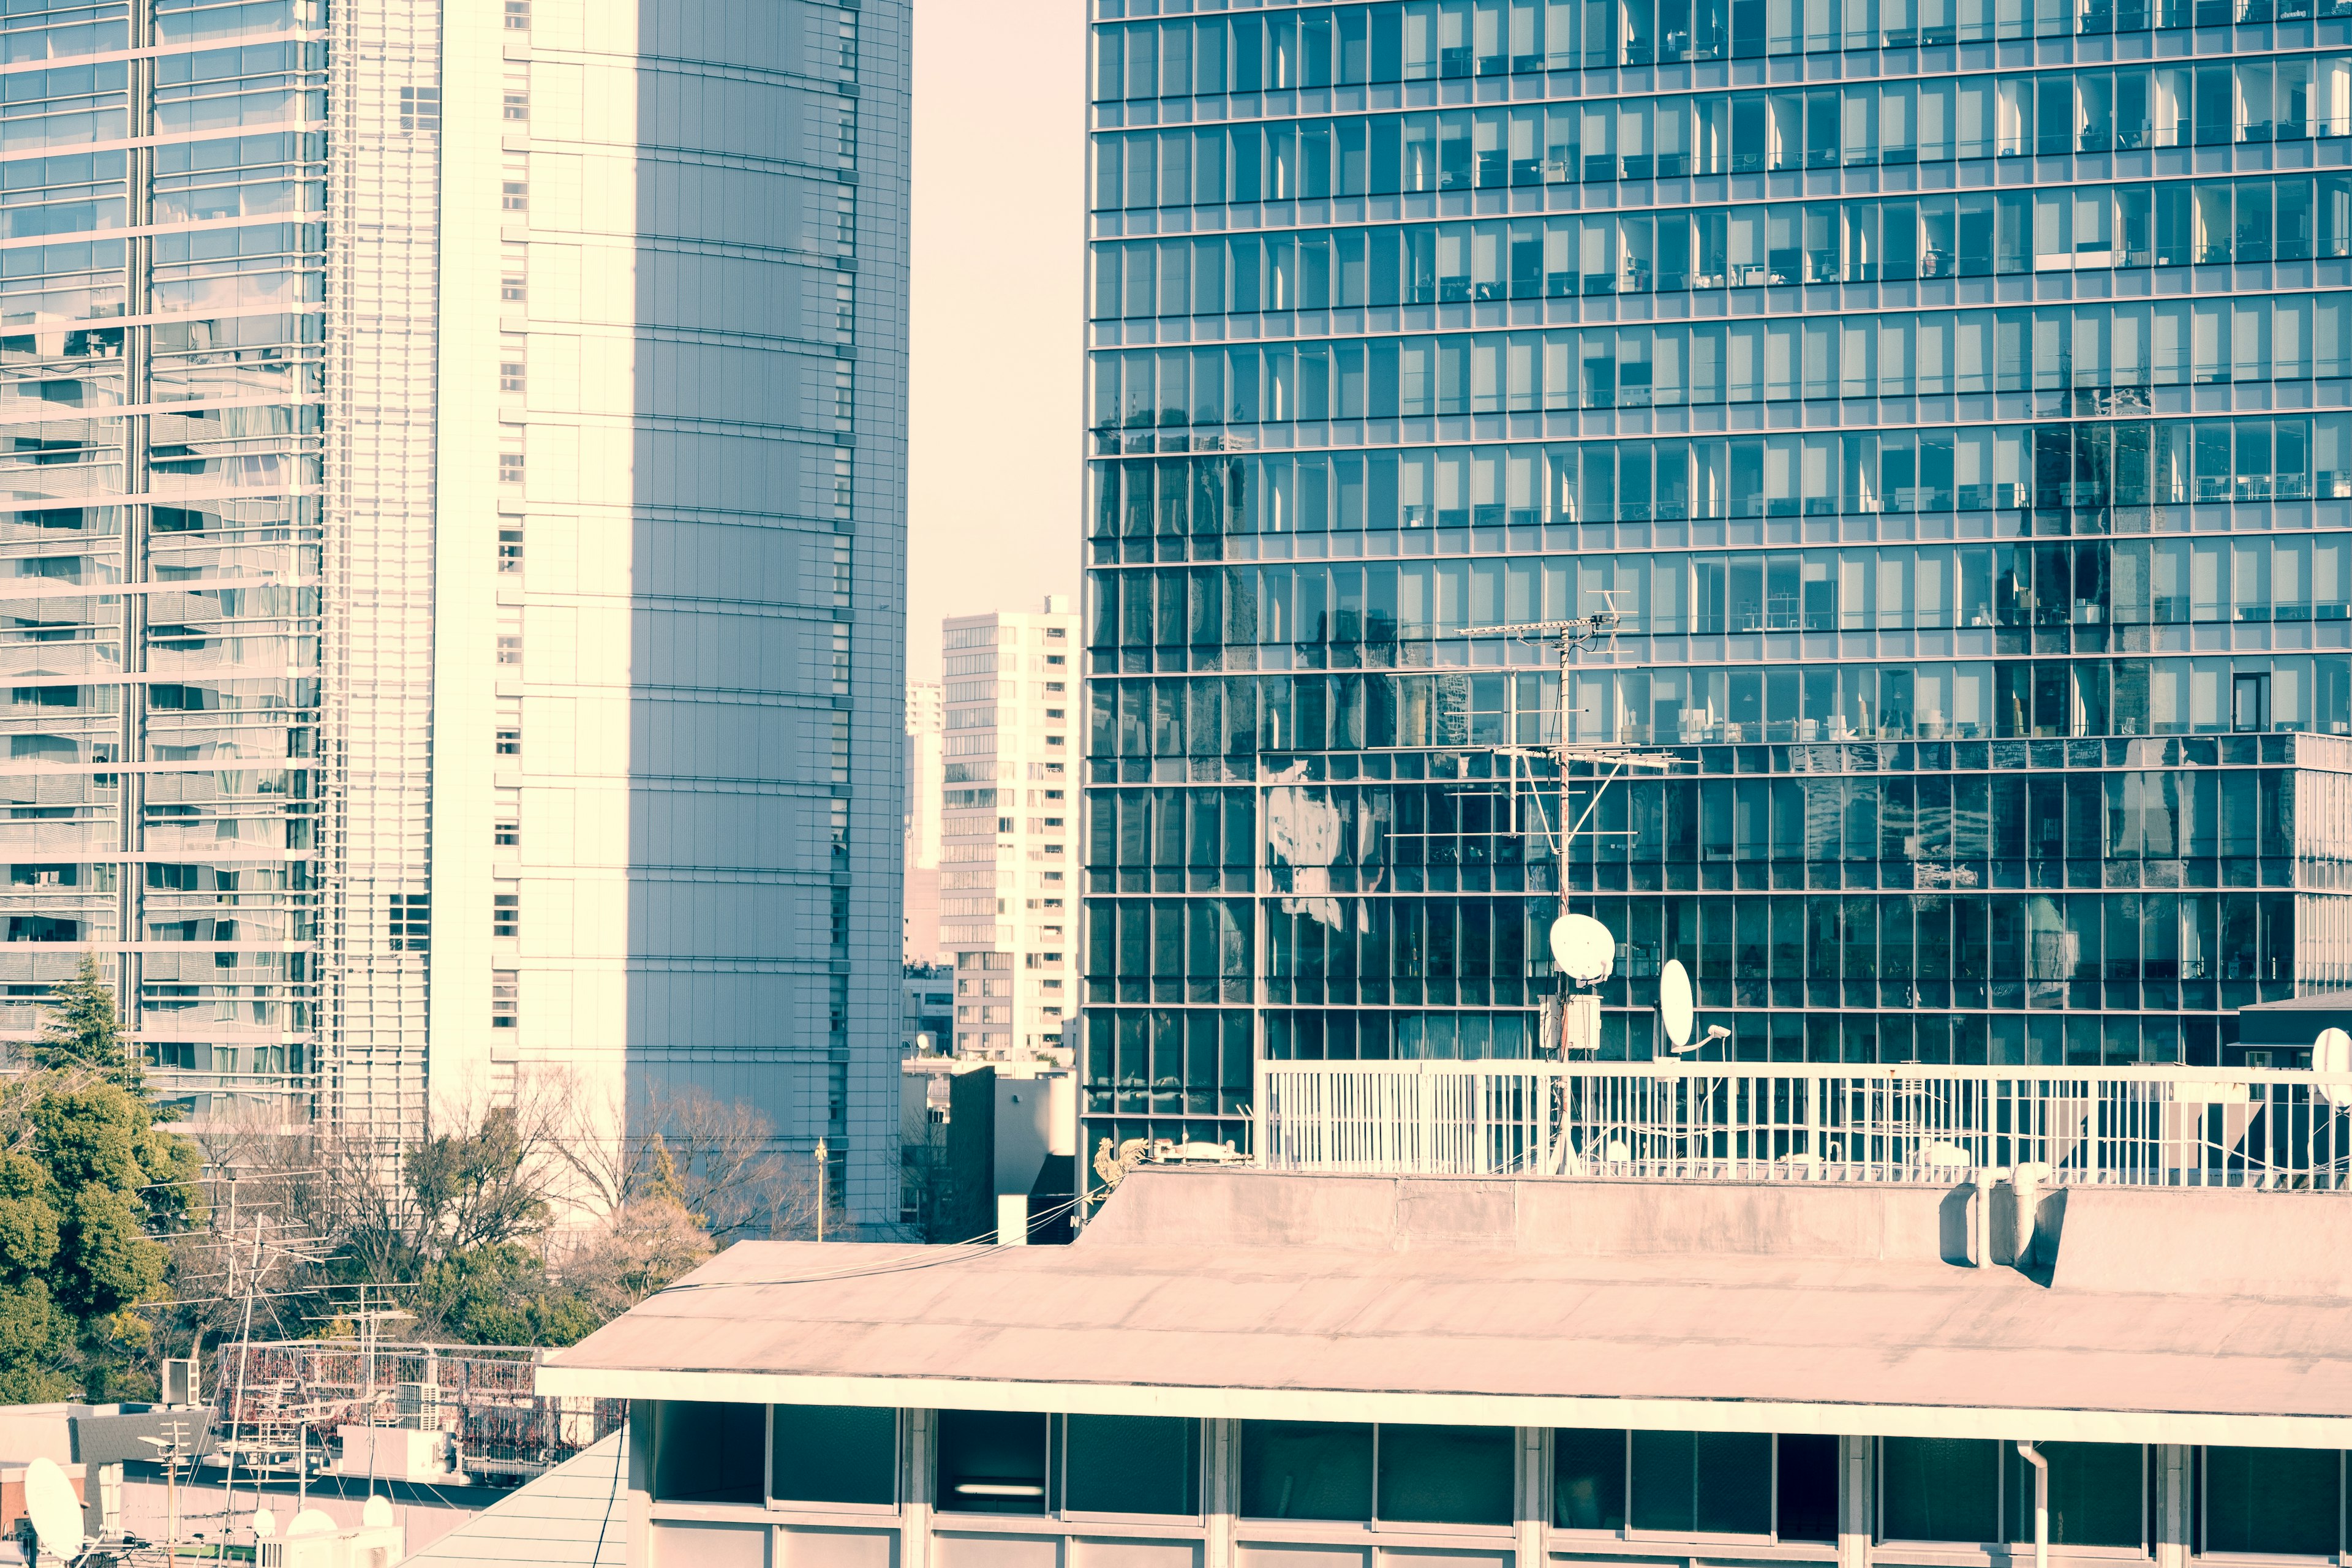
[
  {"left": 33, "top": 954, "right": 140, "bottom": 1090},
  {"left": 0, "top": 962, "right": 202, "bottom": 1398},
  {"left": 0, "top": 1074, "right": 199, "bottom": 1398}
]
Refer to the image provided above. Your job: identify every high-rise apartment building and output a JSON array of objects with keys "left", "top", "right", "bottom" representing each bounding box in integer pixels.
[
  {"left": 0, "top": 0, "right": 908, "bottom": 1223},
  {"left": 905, "top": 679, "right": 944, "bottom": 963},
  {"left": 942, "top": 600, "right": 1078, "bottom": 1060},
  {"left": 1082, "top": 2, "right": 2352, "bottom": 1153}
]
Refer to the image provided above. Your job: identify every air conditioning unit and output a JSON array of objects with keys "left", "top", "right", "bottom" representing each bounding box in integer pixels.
[{"left": 394, "top": 1381, "right": 440, "bottom": 1431}]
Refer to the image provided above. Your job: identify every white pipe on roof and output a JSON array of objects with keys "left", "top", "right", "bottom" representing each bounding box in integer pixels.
[{"left": 2016, "top": 1441, "right": 2049, "bottom": 1568}]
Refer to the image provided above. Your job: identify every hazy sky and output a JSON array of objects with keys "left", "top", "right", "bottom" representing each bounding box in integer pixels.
[{"left": 904, "top": 1, "right": 1086, "bottom": 686}]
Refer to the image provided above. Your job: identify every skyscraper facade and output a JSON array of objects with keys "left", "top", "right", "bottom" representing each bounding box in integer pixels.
[
  {"left": 943, "top": 600, "right": 1079, "bottom": 1061},
  {"left": 0, "top": 0, "right": 908, "bottom": 1224},
  {"left": 1082, "top": 2, "right": 2352, "bottom": 1155}
]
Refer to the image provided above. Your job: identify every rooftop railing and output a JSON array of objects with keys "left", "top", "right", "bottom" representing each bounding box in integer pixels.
[{"left": 1255, "top": 1060, "right": 2352, "bottom": 1188}]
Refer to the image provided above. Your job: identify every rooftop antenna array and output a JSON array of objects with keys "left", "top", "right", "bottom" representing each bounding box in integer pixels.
[{"left": 1460, "top": 595, "right": 1681, "bottom": 1056}]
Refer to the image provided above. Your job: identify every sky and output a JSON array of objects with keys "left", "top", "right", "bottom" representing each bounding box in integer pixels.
[{"left": 903, "top": 0, "right": 1087, "bottom": 687}]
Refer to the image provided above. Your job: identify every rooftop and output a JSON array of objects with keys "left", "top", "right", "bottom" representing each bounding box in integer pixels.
[{"left": 538, "top": 1167, "right": 2352, "bottom": 1449}]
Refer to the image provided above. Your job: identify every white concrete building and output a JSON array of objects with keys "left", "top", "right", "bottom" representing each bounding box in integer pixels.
[
  {"left": 0, "top": 0, "right": 911, "bottom": 1224},
  {"left": 537, "top": 1165, "right": 2352, "bottom": 1568},
  {"left": 940, "top": 600, "right": 1076, "bottom": 1061}
]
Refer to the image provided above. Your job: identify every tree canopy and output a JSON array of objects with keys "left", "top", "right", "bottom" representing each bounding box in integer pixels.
[{"left": 0, "top": 960, "right": 200, "bottom": 1399}]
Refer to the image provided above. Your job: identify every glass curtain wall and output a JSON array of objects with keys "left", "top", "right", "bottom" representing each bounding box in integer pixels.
[
  {"left": 0, "top": 0, "right": 325, "bottom": 1118},
  {"left": 1080, "top": 0, "right": 2352, "bottom": 1154}
]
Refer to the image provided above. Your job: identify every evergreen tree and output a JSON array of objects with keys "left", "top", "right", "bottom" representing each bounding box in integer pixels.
[{"left": 34, "top": 954, "right": 138, "bottom": 1091}]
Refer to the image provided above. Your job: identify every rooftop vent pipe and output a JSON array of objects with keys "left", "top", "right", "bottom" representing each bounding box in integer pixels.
[{"left": 2011, "top": 1162, "right": 2052, "bottom": 1267}]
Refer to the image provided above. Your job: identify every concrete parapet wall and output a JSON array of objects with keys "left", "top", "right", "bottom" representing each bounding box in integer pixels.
[{"left": 1084, "top": 1168, "right": 1969, "bottom": 1264}]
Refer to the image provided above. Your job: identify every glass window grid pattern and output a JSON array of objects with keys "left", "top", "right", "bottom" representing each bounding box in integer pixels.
[
  {"left": 1088, "top": 5, "right": 2352, "bottom": 83},
  {"left": 0, "top": 0, "right": 328, "bottom": 1112},
  {"left": 1083, "top": 0, "right": 2352, "bottom": 1152},
  {"left": 670, "top": 1404, "right": 2352, "bottom": 1562}
]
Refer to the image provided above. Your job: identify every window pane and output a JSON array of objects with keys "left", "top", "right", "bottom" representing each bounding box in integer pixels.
[
  {"left": 1631, "top": 1429, "right": 1697, "bottom": 1532},
  {"left": 771, "top": 1404, "right": 897, "bottom": 1507},
  {"left": 1240, "top": 1420, "right": 1374, "bottom": 1520},
  {"left": 1696, "top": 1431, "right": 1773, "bottom": 1535},
  {"left": 937, "top": 1409, "right": 1047, "bottom": 1514},
  {"left": 2205, "top": 1447, "right": 2342, "bottom": 1556},
  {"left": 1882, "top": 1438, "right": 2000, "bottom": 1542},
  {"left": 1777, "top": 1434, "right": 1840, "bottom": 1543},
  {"left": 646, "top": 1400, "right": 763, "bottom": 1504},
  {"left": 1067, "top": 1414, "right": 1199, "bottom": 1516},
  {"left": 2007, "top": 1442, "right": 2141, "bottom": 1548},
  {"left": 1377, "top": 1424, "right": 1514, "bottom": 1525},
  {"left": 1555, "top": 1428, "right": 1627, "bottom": 1530}
]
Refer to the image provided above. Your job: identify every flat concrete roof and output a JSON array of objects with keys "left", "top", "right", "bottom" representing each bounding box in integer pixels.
[{"left": 537, "top": 1170, "right": 2352, "bottom": 1448}]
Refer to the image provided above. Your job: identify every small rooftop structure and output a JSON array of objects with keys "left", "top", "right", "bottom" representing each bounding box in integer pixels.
[{"left": 539, "top": 1166, "right": 2352, "bottom": 1448}]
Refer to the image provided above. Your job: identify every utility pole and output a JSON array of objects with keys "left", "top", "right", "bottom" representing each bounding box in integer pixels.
[{"left": 813, "top": 1137, "right": 828, "bottom": 1243}]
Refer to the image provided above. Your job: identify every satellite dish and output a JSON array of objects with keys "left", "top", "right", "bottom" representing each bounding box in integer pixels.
[
  {"left": 24, "top": 1457, "right": 84, "bottom": 1559},
  {"left": 2316, "top": 1028, "right": 2352, "bottom": 1110},
  {"left": 362, "top": 1495, "right": 394, "bottom": 1528},
  {"left": 1549, "top": 913, "right": 1615, "bottom": 986},
  {"left": 1659, "top": 959, "right": 1694, "bottom": 1049},
  {"left": 287, "top": 1508, "right": 339, "bottom": 1538},
  {"left": 253, "top": 1507, "right": 279, "bottom": 1539}
]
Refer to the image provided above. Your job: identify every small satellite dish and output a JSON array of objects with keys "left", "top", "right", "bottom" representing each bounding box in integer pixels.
[
  {"left": 1549, "top": 913, "right": 1615, "bottom": 986},
  {"left": 362, "top": 1495, "right": 394, "bottom": 1528},
  {"left": 2316, "top": 1028, "right": 2352, "bottom": 1110},
  {"left": 24, "top": 1457, "right": 85, "bottom": 1560},
  {"left": 253, "top": 1506, "right": 279, "bottom": 1539},
  {"left": 1659, "top": 959, "right": 1694, "bottom": 1050},
  {"left": 287, "top": 1508, "right": 339, "bottom": 1538}
]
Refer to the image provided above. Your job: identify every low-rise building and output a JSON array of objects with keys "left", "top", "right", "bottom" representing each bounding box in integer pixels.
[{"left": 533, "top": 1165, "right": 2352, "bottom": 1568}]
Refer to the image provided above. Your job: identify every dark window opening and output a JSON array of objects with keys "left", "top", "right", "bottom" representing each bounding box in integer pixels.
[
  {"left": 2202, "top": 1447, "right": 2340, "bottom": 1558},
  {"left": 1778, "top": 1433, "right": 1840, "bottom": 1543},
  {"left": 1377, "top": 1424, "right": 1513, "bottom": 1525},
  {"left": 1555, "top": 1428, "right": 1627, "bottom": 1531},
  {"left": 1882, "top": 1437, "right": 2000, "bottom": 1544},
  {"left": 770, "top": 1404, "right": 897, "bottom": 1507},
  {"left": 1239, "top": 1420, "right": 1373, "bottom": 1521},
  {"left": 2006, "top": 1442, "right": 2141, "bottom": 1548},
  {"left": 936, "top": 1409, "right": 1047, "bottom": 1515},
  {"left": 1631, "top": 1430, "right": 1772, "bottom": 1536},
  {"left": 643, "top": 1400, "right": 761, "bottom": 1505},
  {"left": 1064, "top": 1414, "right": 1199, "bottom": 1516}
]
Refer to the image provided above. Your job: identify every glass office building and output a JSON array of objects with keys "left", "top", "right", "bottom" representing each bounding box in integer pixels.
[
  {"left": 0, "top": 0, "right": 911, "bottom": 1223},
  {"left": 1081, "top": 0, "right": 2352, "bottom": 1153}
]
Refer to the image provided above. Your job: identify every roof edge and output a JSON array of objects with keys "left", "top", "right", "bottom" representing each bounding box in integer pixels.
[{"left": 531, "top": 1367, "right": 2352, "bottom": 1450}]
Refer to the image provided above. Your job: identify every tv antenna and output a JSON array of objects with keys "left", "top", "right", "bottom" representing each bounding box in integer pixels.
[{"left": 1454, "top": 595, "right": 1683, "bottom": 1061}]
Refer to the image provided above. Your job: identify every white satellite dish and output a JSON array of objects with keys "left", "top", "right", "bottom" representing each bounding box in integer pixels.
[
  {"left": 2316, "top": 1027, "right": 2352, "bottom": 1110},
  {"left": 287, "top": 1508, "right": 339, "bottom": 1538},
  {"left": 362, "top": 1494, "right": 394, "bottom": 1528},
  {"left": 23, "top": 1457, "right": 85, "bottom": 1560},
  {"left": 252, "top": 1507, "right": 279, "bottom": 1539},
  {"left": 1549, "top": 913, "right": 1615, "bottom": 986},
  {"left": 1659, "top": 959, "right": 1694, "bottom": 1050}
]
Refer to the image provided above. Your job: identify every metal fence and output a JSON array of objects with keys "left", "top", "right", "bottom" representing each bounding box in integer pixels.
[{"left": 1256, "top": 1061, "right": 2352, "bottom": 1188}]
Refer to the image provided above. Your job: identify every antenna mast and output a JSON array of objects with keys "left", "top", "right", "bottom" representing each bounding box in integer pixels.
[{"left": 1460, "top": 595, "right": 1677, "bottom": 1055}]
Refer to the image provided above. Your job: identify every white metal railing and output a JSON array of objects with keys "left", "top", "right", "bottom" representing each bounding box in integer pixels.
[{"left": 1254, "top": 1061, "right": 2352, "bottom": 1189}]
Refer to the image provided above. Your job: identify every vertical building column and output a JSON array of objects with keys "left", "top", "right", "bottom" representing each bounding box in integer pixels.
[
  {"left": 2154, "top": 1443, "right": 2190, "bottom": 1568},
  {"left": 625, "top": 1402, "right": 653, "bottom": 1567},
  {"left": 1838, "top": 1436, "right": 1873, "bottom": 1568},
  {"left": 1205, "top": 1417, "right": 1237, "bottom": 1568},
  {"left": 902, "top": 1408, "right": 934, "bottom": 1568},
  {"left": 1515, "top": 1427, "right": 1546, "bottom": 1568}
]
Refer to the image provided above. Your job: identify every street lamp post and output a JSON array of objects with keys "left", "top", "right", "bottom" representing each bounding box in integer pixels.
[{"left": 814, "top": 1137, "right": 828, "bottom": 1243}]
